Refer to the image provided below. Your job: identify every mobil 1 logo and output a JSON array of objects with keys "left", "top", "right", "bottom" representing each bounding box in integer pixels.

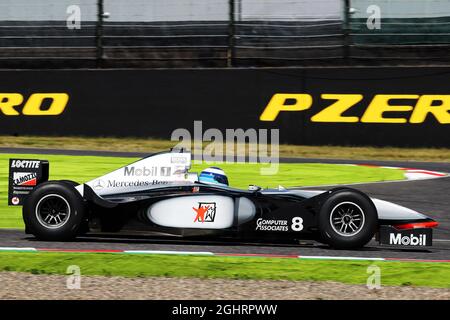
[
  {"left": 379, "top": 226, "right": 432, "bottom": 247},
  {"left": 8, "top": 159, "right": 49, "bottom": 206}
]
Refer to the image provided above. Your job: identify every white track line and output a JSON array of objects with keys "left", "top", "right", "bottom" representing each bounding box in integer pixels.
[
  {"left": 0, "top": 247, "right": 36, "bottom": 251},
  {"left": 124, "top": 250, "right": 214, "bottom": 255},
  {"left": 298, "top": 255, "right": 385, "bottom": 261},
  {"left": 0, "top": 247, "right": 448, "bottom": 262}
]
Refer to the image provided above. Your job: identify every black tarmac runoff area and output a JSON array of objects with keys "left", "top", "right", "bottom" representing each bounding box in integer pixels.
[{"left": 0, "top": 148, "right": 449, "bottom": 261}]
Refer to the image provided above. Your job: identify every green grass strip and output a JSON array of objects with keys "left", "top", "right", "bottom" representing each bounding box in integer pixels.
[
  {"left": 2, "top": 135, "right": 450, "bottom": 162},
  {"left": 0, "top": 252, "right": 448, "bottom": 288}
]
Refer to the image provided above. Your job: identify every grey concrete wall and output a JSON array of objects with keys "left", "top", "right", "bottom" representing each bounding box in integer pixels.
[
  {"left": 352, "top": 0, "right": 450, "bottom": 19},
  {"left": 0, "top": 0, "right": 97, "bottom": 21},
  {"left": 0, "top": 0, "right": 341, "bottom": 22},
  {"left": 0, "top": 0, "right": 448, "bottom": 22}
]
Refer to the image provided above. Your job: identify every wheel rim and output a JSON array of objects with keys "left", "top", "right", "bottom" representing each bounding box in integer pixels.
[
  {"left": 35, "top": 194, "right": 71, "bottom": 229},
  {"left": 330, "top": 201, "right": 365, "bottom": 237}
]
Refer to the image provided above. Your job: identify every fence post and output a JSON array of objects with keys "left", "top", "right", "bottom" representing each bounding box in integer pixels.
[
  {"left": 96, "top": 0, "right": 104, "bottom": 68},
  {"left": 227, "top": 0, "right": 235, "bottom": 67},
  {"left": 343, "top": 0, "right": 351, "bottom": 64}
]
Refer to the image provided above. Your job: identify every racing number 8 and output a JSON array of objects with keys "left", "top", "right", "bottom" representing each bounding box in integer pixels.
[{"left": 291, "top": 217, "right": 304, "bottom": 231}]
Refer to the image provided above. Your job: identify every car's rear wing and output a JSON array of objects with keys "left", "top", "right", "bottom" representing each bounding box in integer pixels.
[{"left": 8, "top": 159, "right": 49, "bottom": 206}]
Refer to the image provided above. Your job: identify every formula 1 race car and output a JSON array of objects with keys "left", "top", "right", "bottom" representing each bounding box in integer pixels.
[{"left": 8, "top": 150, "right": 438, "bottom": 249}]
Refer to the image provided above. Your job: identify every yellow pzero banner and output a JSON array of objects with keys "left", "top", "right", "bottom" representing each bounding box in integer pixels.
[
  {"left": 260, "top": 93, "right": 450, "bottom": 124},
  {"left": 0, "top": 93, "right": 69, "bottom": 116}
]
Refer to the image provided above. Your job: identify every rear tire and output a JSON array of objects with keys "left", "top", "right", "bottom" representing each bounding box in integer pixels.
[
  {"left": 23, "top": 181, "right": 86, "bottom": 241},
  {"left": 318, "top": 189, "right": 377, "bottom": 249}
]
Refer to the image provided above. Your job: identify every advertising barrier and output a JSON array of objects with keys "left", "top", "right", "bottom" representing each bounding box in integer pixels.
[{"left": 0, "top": 67, "right": 449, "bottom": 147}]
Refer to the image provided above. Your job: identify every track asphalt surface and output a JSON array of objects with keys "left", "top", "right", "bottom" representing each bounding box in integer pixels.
[{"left": 0, "top": 147, "right": 449, "bottom": 260}]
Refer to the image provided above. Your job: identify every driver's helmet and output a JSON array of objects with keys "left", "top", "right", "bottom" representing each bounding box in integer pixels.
[{"left": 198, "top": 167, "right": 229, "bottom": 186}]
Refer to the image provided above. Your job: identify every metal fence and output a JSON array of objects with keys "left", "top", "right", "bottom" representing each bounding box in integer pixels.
[{"left": 1, "top": 0, "right": 450, "bottom": 68}]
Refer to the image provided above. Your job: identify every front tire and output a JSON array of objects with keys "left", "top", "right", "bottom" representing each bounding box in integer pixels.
[
  {"left": 23, "top": 181, "right": 86, "bottom": 241},
  {"left": 318, "top": 189, "right": 377, "bottom": 249}
]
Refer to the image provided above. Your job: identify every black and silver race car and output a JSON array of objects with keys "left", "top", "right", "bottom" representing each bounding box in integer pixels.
[{"left": 9, "top": 150, "right": 438, "bottom": 249}]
